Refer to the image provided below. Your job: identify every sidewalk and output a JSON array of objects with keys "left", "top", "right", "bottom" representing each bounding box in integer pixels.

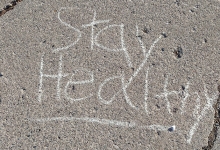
[{"left": 0, "top": 0, "right": 220, "bottom": 149}]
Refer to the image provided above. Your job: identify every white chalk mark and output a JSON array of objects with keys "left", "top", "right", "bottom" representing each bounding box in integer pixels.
[
  {"left": 30, "top": 116, "right": 174, "bottom": 132},
  {"left": 94, "top": 25, "right": 122, "bottom": 51},
  {"left": 38, "top": 53, "right": 68, "bottom": 102},
  {"left": 94, "top": 24, "right": 133, "bottom": 68},
  {"left": 136, "top": 25, "right": 146, "bottom": 56},
  {"left": 31, "top": 116, "right": 135, "bottom": 127},
  {"left": 156, "top": 76, "right": 179, "bottom": 115},
  {"left": 187, "top": 84, "right": 217, "bottom": 144},
  {"left": 144, "top": 67, "right": 150, "bottom": 114},
  {"left": 97, "top": 35, "right": 162, "bottom": 109},
  {"left": 69, "top": 68, "right": 94, "bottom": 84},
  {"left": 98, "top": 73, "right": 137, "bottom": 109},
  {"left": 121, "top": 34, "right": 163, "bottom": 96},
  {"left": 38, "top": 53, "right": 45, "bottom": 103},
  {"left": 121, "top": 24, "right": 133, "bottom": 68},
  {"left": 129, "top": 35, "right": 163, "bottom": 84},
  {"left": 57, "top": 54, "right": 63, "bottom": 100},
  {"left": 64, "top": 68, "right": 94, "bottom": 102},
  {"left": 193, "top": 92, "right": 201, "bottom": 118},
  {"left": 180, "top": 82, "right": 190, "bottom": 114},
  {"left": 98, "top": 76, "right": 122, "bottom": 105},
  {"left": 141, "top": 125, "right": 175, "bottom": 131},
  {"left": 82, "top": 11, "right": 110, "bottom": 50},
  {"left": 121, "top": 73, "right": 137, "bottom": 109},
  {"left": 53, "top": 7, "right": 82, "bottom": 53}
]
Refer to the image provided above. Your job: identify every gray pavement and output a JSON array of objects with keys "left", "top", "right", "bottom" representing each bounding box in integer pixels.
[
  {"left": 0, "top": 0, "right": 220, "bottom": 149},
  {"left": 213, "top": 128, "right": 220, "bottom": 150}
]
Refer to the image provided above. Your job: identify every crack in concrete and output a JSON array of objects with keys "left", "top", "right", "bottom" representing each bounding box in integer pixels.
[
  {"left": 202, "top": 85, "right": 220, "bottom": 150},
  {"left": 0, "top": 0, "right": 22, "bottom": 17}
]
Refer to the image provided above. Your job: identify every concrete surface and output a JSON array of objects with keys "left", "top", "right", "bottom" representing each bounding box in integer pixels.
[
  {"left": 0, "top": 0, "right": 6, "bottom": 9},
  {"left": 0, "top": 0, "right": 220, "bottom": 149},
  {"left": 213, "top": 127, "right": 220, "bottom": 150},
  {"left": 0, "top": 1, "right": 23, "bottom": 17}
]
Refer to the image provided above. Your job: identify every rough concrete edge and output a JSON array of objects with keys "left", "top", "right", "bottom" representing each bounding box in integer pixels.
[
  {"left": 0, "top": 0, "right": 23, "bottom": 17},
  {"left": 202, "top": 85, "right": 220, "bottom": 150}
]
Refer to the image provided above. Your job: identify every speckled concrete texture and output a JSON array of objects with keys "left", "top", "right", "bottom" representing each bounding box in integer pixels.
[{"left": 0, "top": 0, "right": 220, "bottom": 149}]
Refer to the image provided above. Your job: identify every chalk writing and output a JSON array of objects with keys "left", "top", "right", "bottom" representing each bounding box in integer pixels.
[
  {"left": 53, "top": 7, "right": 82, "bottom": 53},
  {"left": 156, "top": 75, "right": 179, "bottom": 115},
  {"left": 38, "top": 53, "right": 68, "bottom": 102},
  {"left": 180, "top": 81, "right": 190, "bottom": 114},
  {"left": 64, "top": 68, "right": 94, "bottom": 102},
  {"left": 33, "top": 7, "right": 219, "bottom": 145},
  {"left": 187, "top": 84, "right": 217, "bottom": 143},
  {"left": 94, "top": 24, "right": 133, "bottom": 67},
  {"left": 144, "top": 67, "right": 150, "bottom": 114},
  {"left": 98, "top": 75, "right": 122, "bottom": 105},
  {"left": 29, "top": 116, "right": 174, "bottom": 132},
  {"left": 82, "top": 11, "right": 110, "bottom": 50}
]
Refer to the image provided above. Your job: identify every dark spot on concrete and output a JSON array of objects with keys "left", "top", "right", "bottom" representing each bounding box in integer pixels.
[
  {"left": 0, "top": 73, "right": 3, "bottom": 77},
  {"left": 137, "top": 35, "right": 142, "bottom": 39},
  {"left": 174, "top": 47, "right": 183, "bottom": 58},
  {"left": 36, "top": 129, "right": 41, "bottom": 132},
  {"left": 104, "top": 55, "right": 106, "bottom": 58},
  {"left": 173, "top": 108, "right": 178, "bottom": 113},
  {"left": 156, "top": 104, "right": 160, "bottom": 108},
  {"left": 190, "top": 9, "right": 195, "bottom": 13},
  {"left": 168, "top": 126, "right": 174, "bottom": 132},
  {"left": 175, "top": 0, "right": 180, "bottom": 6},
  {"left": 94, "top": 107, "right": 98, "bottom": 111},
  {"left": 72, "top": 85, "right": 75, "bottom": 91},
  {"left": 161, "top": 48, "right": 165, "bottom": 51},
  {"left": 152, "top": 63, "right": 155, "bottom": 66},
  {"left": 195, "top": 5, "right": 200, "bottom": 8},
  {"left": 204, "top": 38, "right": 208, "bottom": 43},
  {"left": 218, "top": 85, "right": 220, "bottom": 92},
  {"left": 161, "top": 33, "right": 167, "bottom": 38},
  {"left": 182, "top": 85, "right": 185, "bottom": 90},
  {"left": 52, "top": 45, "right": 55, "bottom": 48},
  {"left": 69, "top": 112, "right": 75, "bottom": 116},
  {"left": 143, "top": 27, "right": 150, "bottom": 34},
  {"left": 131, "top": 10, "right": 135, "bottom": 14},
  {"left": 131, "top": 67, "right": 134, "bottom": 72},
  {"left": 33, "top": 146, "right": 37, "bottom": 149},
  {"left": 192, "top": 27, "right": 196, "bottom": 32},
  {"left": 0, "top": 0, "right": 23, "bottom": 17},
  {"left": 157, "top": 131, "right": 161, "bottom": 135},
  {"left": 43, "top": 40, "right": 46, "bottom": 43},
  {"left": 58, "top": 136, "right": 61, "bottom": 139}
]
